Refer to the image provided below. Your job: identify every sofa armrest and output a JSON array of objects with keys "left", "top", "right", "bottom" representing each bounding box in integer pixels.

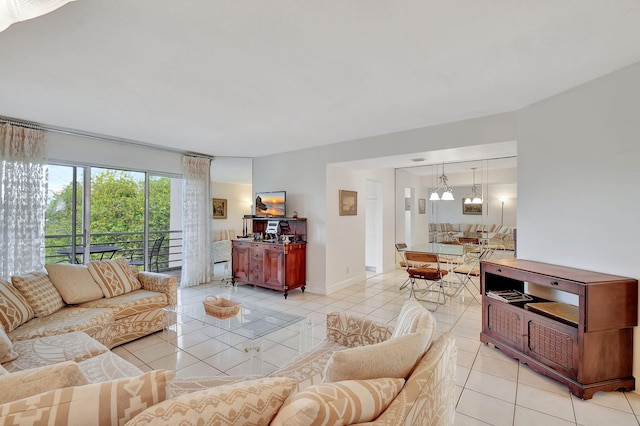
[
  {"left": 326, "top": 312, "right": 394, "bottom": 348},
  {"left": 138, "top": 272, "right": 178, "bottom": 306}
]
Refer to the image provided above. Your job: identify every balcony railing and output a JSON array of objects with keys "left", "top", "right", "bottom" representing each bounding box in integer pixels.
[{"left": 44, "top": 230, "right": 183, "bottom": 272}]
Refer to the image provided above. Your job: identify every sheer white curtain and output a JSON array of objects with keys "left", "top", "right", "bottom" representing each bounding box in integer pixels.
[
  {"left": 0, "top": 123, "right": 46, "bottom": 278},
  {"left": 181, "top": 155, "right": 212, "bottom": 287}
]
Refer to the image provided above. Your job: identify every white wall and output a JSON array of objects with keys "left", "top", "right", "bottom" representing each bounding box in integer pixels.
[
  {"left": 254, "top": 112, "right": 517, "bottom": 295},
  {"left": 210, "top": 181, "right": 253, "bottom": 238},
  {"left": 517, "top": 62, "right": 640, "bottom": 380}
]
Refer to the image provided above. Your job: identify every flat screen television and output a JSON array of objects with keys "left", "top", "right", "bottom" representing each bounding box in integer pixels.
[{"left": 255, "top": 191, "right": 286, "bottom": 217}]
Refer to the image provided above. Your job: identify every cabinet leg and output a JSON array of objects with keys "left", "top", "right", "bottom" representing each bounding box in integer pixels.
[
  {"left": 302, "top": 286, "right": 305, "bottom": 293},
  {"left": 284, "top": 291, "right": 288, "bottom": 299}
]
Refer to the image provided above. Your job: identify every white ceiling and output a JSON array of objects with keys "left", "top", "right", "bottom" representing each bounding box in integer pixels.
[{"left": 1, "top": 1, "right": 640, "bottom": 160}]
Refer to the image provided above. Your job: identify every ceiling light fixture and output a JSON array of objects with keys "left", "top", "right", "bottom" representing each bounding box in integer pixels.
[
  {"left": 464, "top": 167, "right": 482, "bottom": 204},
  {"left": 429, "top": 162, "right": 454, "bottom": 201}
]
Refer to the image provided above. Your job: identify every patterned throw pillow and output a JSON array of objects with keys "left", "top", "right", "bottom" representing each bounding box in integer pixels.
[
  {"left": 324, "top": 332, "right": 430, "bottom": 383},
  {"left": 45, "top": 264, "right": 104, "bottom": 304},
  {"left": 11, "top": 272, "right": 65, "bottom": 317},
  {"left": 127, "top": 377, "right": 297, "bottom": 426},
  {"left": 392, "top": 299, "right": 436, "bottom": 338},
  {"left": 0, "top": 279, "right": 35, "bottom": 332},
  {"left": 87, "top": 257, "right": 141, "bottom": 298},
  {"left": 0, "top": 325, "right": 18, "bottom": 363},
  {"left": 0, "top": 369, "right": 174, "bottom": 425},
  {"left": 271, "top": 378, "right": 405, "bottom": 426},
  {"left": 0, "top": 361, "right": 88, "bottom": 404}
]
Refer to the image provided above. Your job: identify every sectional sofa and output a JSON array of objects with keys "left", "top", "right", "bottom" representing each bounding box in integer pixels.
[
  {"left": 1, "top": 290, "right": 456, "bottom": 425},
  {"left": 0, "top": 257, "right": 177, "bottom": 349},
  {"left": 429, "top": 222, "right": 515, "bottom": 250}
]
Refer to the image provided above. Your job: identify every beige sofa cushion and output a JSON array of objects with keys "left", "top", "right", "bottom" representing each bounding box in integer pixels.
[
  {"left": 11, "top": 271, "right": 65, "bottom": 317},
  {"left": 0, "top": 369, "right": 174, "bottom": 426},
  {"left": 78, "top": 289, "right": 167, "bottom": 320},
  {"left": 0, "top": 325, "right": 18, "bottom": 363},
  {"left": 392, "top": 299, "right": 436, "bottom": 339},
  {"left": 45, "top": 264, "right": 104, "bottom": 304},
  {"left": 127, "top": 377, "right": 297, "bottom": 426},
  {"left": 324, "top": 331, "right": 430, "bottom": 383},
  {"left": 0, "top": 361, "right": 88, "bottom": 404},
  {"left": 88, "top": 257, "right": 141, "bottom": 298},
  {"left": 272, "top": 377, "right": 404, "bottom": 426},
  {"left": 6, "top": 307, "right": 114, "bottom": 343},
  {"left": 2, "top": 331, "right": 109, "bottom": 373},
  {"left": 0, "top": 279, "right": 35, "bottom": 332}
]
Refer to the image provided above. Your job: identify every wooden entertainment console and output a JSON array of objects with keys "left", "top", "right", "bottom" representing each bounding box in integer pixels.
[
  {"left": 231, "top": 217, "right": 306, "bottom": 299},
  {"left": 480, "top": 258, "right": 638, "bottom": 399}
]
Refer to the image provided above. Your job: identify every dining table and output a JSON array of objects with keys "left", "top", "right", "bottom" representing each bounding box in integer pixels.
[{"left": 57, "top": 245, "right": 123, "bottom": 264}]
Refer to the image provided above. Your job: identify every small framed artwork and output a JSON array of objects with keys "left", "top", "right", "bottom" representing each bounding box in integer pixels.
[
  {"left": 462, "top": 200, "right": 482, "bottom": 215},
  {"left": 339, "top": 190, "right": 357, "bottom": 216},
  {"left": 418, "top": 198, "right": 426, "bottom": 214},
  {"left": 212, "top": 198, "right": 227, "bottom": 219}
]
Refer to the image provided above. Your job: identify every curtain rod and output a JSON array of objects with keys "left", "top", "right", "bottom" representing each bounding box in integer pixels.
[{"left": 0, "top": 115, "right": 214, "bottom": 160}]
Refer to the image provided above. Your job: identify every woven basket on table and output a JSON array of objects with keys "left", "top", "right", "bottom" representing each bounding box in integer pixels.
[{"left": 203, "top": 296, "right": 241, "bottom": 319}]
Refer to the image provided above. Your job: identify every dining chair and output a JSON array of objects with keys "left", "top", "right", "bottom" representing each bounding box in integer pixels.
[
  {"left": 449, "top": 247, "right": 488, "bottom": 303},
  {"left": 129, "top": 235, "right": 165, "bottom": 272},
  {"left": 403, "top": 251, "right": 448, "bottom": 311}
]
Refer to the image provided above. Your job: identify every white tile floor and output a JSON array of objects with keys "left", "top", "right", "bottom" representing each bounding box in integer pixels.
[{"left": 114, "top": 261, "right": 640, "bottom": 426}]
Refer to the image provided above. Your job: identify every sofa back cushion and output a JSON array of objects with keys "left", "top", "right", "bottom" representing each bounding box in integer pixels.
[
  {"left": 0, "top": 325, "right": 18, "bottom": 364},
  {"left": 391, "top": 299, "right": 436, "bottom": 340},
  {"left": 272, "top": 377, "right": 404, "bottom": 426},
  {"left": 324, "top": 331, "right": 431, "bottom": 383},
  {"left": 88, "top": 257, "right": 141, "bottom": 298},
  {"left": 0, "top": 369, "right": 174, "bottom": 425},
  {"left": 0, "top": 279, "right": 35, "bottom": 332},
  {"left": 127, "top": 377, "right": 296, "bottom": 426},
  {"left": 45, "top": 264, "right": 104, "bottom": 304},
  {"left": 11, "top": 272, "right": 65, "bottom": 317},
  {"left": 0, "top": 361, "right": 88, "bottom": 404}
]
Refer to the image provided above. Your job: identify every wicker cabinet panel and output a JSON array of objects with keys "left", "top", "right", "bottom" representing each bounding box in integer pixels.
[
  {"left": 486, "top": 301, "right": 523, "bottom": 349},
  {"left": 526, "top": 314, "right": 578, "bottom": 380}
]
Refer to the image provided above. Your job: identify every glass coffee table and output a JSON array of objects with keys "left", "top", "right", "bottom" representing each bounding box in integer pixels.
[{"left": 163, "top": 301, "right": 312, "bottom": 374}]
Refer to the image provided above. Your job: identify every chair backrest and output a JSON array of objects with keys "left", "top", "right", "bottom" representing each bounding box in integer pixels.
[
  {"left": 150, "top": 235, "right": 165, "bottom": 258},
  {"left": 395, "top": 243, "right": 407, "bottom": 251},
  {"left": 405, "top": 252, "right": 441, "bottom": 270}
]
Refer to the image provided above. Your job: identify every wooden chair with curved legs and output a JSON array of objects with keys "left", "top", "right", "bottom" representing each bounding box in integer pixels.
[{"left": 403, "top": 251, "right": 448, "bottom": 311}]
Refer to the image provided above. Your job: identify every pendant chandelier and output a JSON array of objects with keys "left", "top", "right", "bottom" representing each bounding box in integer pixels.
[
  {"left": 429, "top": 163, "right": 454, "bottom": 201},
  {"left": 464, "top": 167, "right": 482, "bottom": 204}
]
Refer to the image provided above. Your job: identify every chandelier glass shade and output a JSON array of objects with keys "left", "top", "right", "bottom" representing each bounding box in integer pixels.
[
  {"left": 464, "top": 168, "right": 483, "bottom": 204},
  {"left": 429, "top": 163, "right": 454, "bottom": 201}
]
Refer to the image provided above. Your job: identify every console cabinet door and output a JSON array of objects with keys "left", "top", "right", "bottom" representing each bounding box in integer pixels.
[
  {"left": 232, "top": 243, "right": 251, "bottom": 282},
  {"left": 483, "top": 298, "right": 525, "bottom": 350},
  {"left": 524, "top": 312, "right": 579, "bottom": 380},
  {"left": 263, "top": 247, "right": 285, "bottom": 289}
]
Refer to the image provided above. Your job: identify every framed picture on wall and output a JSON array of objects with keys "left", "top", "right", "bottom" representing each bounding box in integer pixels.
[
  {"left": 418, "top": 198, "right": 426, "bottom": 214},
  {"left": 339, "top": 190, "right": 357, "bottom": 216},
  {"left": 462, "top": 200, "right": 482, "bottom": 215},
  {"left": 212, "top": 198, "right": 227, "bottom": 219}
]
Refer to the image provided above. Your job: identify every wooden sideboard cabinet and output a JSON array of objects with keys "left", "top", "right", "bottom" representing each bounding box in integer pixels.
[
  {"left": 480, "top": 258, "right": 638, "bottom": 400},
  {"left": 231, "top": 218, "right": 306, "bottom": 298}
]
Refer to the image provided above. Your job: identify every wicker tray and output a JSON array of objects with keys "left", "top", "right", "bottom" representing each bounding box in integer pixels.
[{"left": 203, "top": 296, "right": 241, "bottom": 319}]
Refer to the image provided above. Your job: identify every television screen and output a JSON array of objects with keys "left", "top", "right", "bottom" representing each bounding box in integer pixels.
[{"left": 255, "top": 191, "right": 286, "bottom": 217}]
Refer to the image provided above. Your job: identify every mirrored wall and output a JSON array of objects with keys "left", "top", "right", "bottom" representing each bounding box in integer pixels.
[{"left": 395, "top": 157, "right": 517, "bottom": 251}]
